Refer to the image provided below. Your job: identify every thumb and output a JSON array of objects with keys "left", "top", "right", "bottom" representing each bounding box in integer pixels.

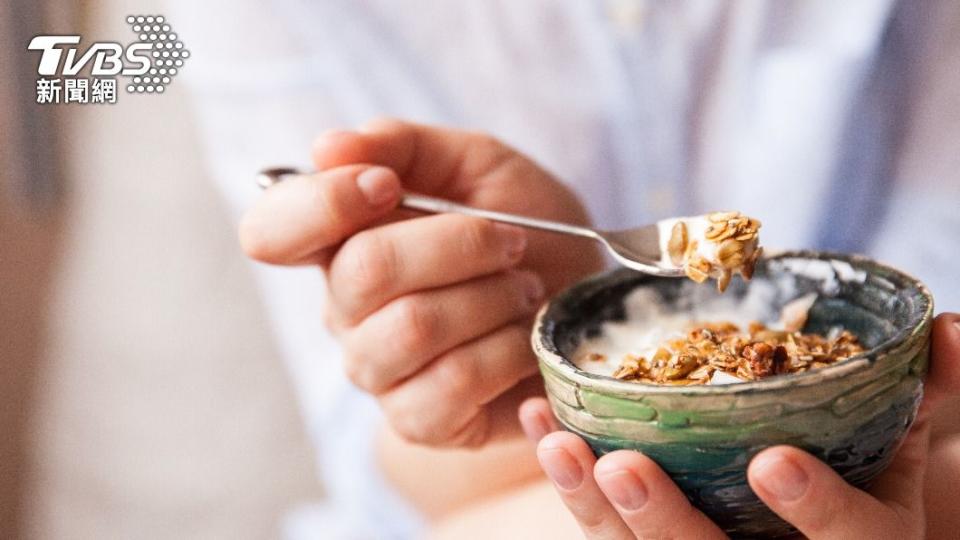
[
  {"left": 748, "top": 445, "right": 923, "bottom": 539},
  {"left": 240, "top": 164, "right": 401, "bottom": 265}
]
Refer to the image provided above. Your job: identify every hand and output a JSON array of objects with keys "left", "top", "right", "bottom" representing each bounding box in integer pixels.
[
  {"left": 519, "top": 313, "right": 960, "bottom": 539},
  {"left": 241, "top": 119, "right": 603, "bottom": 448}
]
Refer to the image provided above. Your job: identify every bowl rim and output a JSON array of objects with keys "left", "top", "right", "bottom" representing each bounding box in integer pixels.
[{"left": 532, "top": 250, "right": 934, "bottom": 396}]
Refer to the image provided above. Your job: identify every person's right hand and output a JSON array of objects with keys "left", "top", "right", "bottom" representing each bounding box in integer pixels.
[{"left": 240, "top": 119, "right": 603, "bottom": 448}]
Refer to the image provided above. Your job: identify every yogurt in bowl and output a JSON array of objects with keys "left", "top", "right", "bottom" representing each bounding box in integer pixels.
[{"left": 531, "top": 251, "right": 933, "bottom": 538}]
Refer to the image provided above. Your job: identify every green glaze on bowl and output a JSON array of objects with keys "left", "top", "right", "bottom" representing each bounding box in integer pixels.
[{"left": 532, "top": 251, "right": 933, "bottom": 538}]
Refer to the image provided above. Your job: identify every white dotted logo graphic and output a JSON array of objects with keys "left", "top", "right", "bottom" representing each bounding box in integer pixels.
[{"left": 124, "top": 15, "right": 189, "bottom": 94}]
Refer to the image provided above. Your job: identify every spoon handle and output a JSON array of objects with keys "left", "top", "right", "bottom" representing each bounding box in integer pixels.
[
  {"left": 255, "top": 167, "right": 601, "bottom": 241},
  {"left": 402, "top": 193, "right": 600, "bottom": 240}
]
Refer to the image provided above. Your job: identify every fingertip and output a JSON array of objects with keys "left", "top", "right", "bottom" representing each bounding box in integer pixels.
[
  {"left": 539, "top": 431, "right": 597, "bottom": 466},
  {"left": 594, "top": 450, "right": 679, "bottom": 500},
  {"left": 237, "top": 209, "right": 268, "bottom": 261},
  {"left": 748, "top": 446, "right": 813, "bottom": 503},
  {"left": 594, "top": 450, "right": 650, "bottom": 477},
  {"left": 593, "top": 459, "right": 649, "bottom": 512},
  {"left": 518, "top": 398, "right": 552, "bottom": 443},
  {"left": 537, "top": 430, "right": 582, "bottom": 454},
  {"left": 355, "top": 166, "right": 401, "bottom": 207},
  {"left": 537, "top": 433, "right": 586, "bottom": 491},
  {"left": 510, "top": 269, "right": 545, "bottom": 310}
]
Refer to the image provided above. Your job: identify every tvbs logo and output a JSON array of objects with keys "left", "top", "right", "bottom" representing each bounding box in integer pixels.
[
  {"left": 28, "top": 36, "right": 152, "bottom": 77},
  {"left": 28, "top": 15, "right": 189, "bottom": 105}
]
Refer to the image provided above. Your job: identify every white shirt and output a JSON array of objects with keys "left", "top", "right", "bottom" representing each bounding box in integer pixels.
[{"left": 166, "top": 1, "right": 960, "bottom": 537}]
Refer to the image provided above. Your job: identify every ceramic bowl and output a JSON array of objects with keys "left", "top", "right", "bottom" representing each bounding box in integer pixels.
[{"left": 532, "top": 251, "right": 933, "bottom": 538}]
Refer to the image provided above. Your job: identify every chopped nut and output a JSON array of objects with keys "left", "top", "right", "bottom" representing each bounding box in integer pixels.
[{"left": 743, "top": 342, "right": 775, "bottom": 377}]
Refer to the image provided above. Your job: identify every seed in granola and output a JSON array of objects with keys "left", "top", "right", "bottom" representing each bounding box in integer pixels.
[{"left": 667, "top": 221, "right": 688, "bottom": 265}]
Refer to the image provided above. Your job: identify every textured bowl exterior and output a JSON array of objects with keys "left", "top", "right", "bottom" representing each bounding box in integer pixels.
[{"left": 533, "top": 252, "right": 933, "bottom": 538}]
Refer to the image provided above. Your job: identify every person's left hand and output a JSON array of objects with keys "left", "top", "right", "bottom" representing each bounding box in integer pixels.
[{"left": 518, "top": 313, "right": 960, "bottom": 539}]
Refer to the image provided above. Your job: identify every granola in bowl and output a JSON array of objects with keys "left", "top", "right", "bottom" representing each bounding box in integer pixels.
[
  {"left": 572, "top": 288, "right": 866, "bottom": 385},
  {"left": 602, "top": 319, "right": 864, "bottom": 385}
]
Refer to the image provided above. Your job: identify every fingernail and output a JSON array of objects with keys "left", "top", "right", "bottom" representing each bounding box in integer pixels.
[
  {"left": 520, "top": 272, "right": 545, "bottom": 308},
  {"left": 597, "top": 470, "right": 648, "bottom": 511},
  {"left": 494, "top": 223, "right": 527, "bottom": 261},
  {"left": 356, "top": 167, "right": 400, "bottom": 207},
  {"left": 540, "top": 448, "right": 583, "bottom": 490},
  {"left": 521, "top": 411, "right": 551, "bottom": 443},
  {"left": 752, "top": 453, "right": 809, "bottom": 502}
]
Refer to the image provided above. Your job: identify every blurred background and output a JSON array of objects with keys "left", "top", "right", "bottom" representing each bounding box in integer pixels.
[
  {"left": 3, "top": 1, "right": 959, "bottom": 539},
  {"left": 1, "top": 1, "right": 323, "bottom": 538}
]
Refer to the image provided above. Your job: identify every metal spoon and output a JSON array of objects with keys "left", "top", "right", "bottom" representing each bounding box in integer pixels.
[{"left": 257, "top": 167, "right": 684, "bottom": 277}]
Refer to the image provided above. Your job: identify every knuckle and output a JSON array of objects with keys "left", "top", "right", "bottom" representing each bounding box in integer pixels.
[
  {"left": 802, "top": 495, "right": 845, "bottom": 535},
  {"left": 446, "top": 413, "right": 490, "bottom": 449},
  {"left": 344, "top": 355, "right": 388, "bottom": 395},
  {"left": 469, "top": 132, "right": 505, "bottom": 154},
  {"left": 391, "top": 297, "right": 440, "bottom": 356},
  {"left": 341, "top": 353, "right": 368, "bottom": 390},
  {"left": 457, "top": 218, "right": 500, "bottom": 261},
  {"left": 321, "top": 303, "right": 347, "bottom": 336},
  {"left": 336, "top": 231, "right": 399, "bottom": 309},
  {"left": 385, "top": 404, "right": 444, "bottom": 445},
  {"left": 434, "top": 353, "right": 479, "bottom": 403},
  {"left": 340, "top": 338, "right": 389, "bottom": 394},
  {"left": 471, "top": 133, "right": 514, "bottom": 165},
  {"left": 576, "top": 512, "right": 618, "bottom": 537}
]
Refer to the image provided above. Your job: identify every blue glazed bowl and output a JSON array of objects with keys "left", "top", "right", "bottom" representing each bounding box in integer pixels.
[{"left": 532, "top": 251, "right": 933, "bottom": 538}]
